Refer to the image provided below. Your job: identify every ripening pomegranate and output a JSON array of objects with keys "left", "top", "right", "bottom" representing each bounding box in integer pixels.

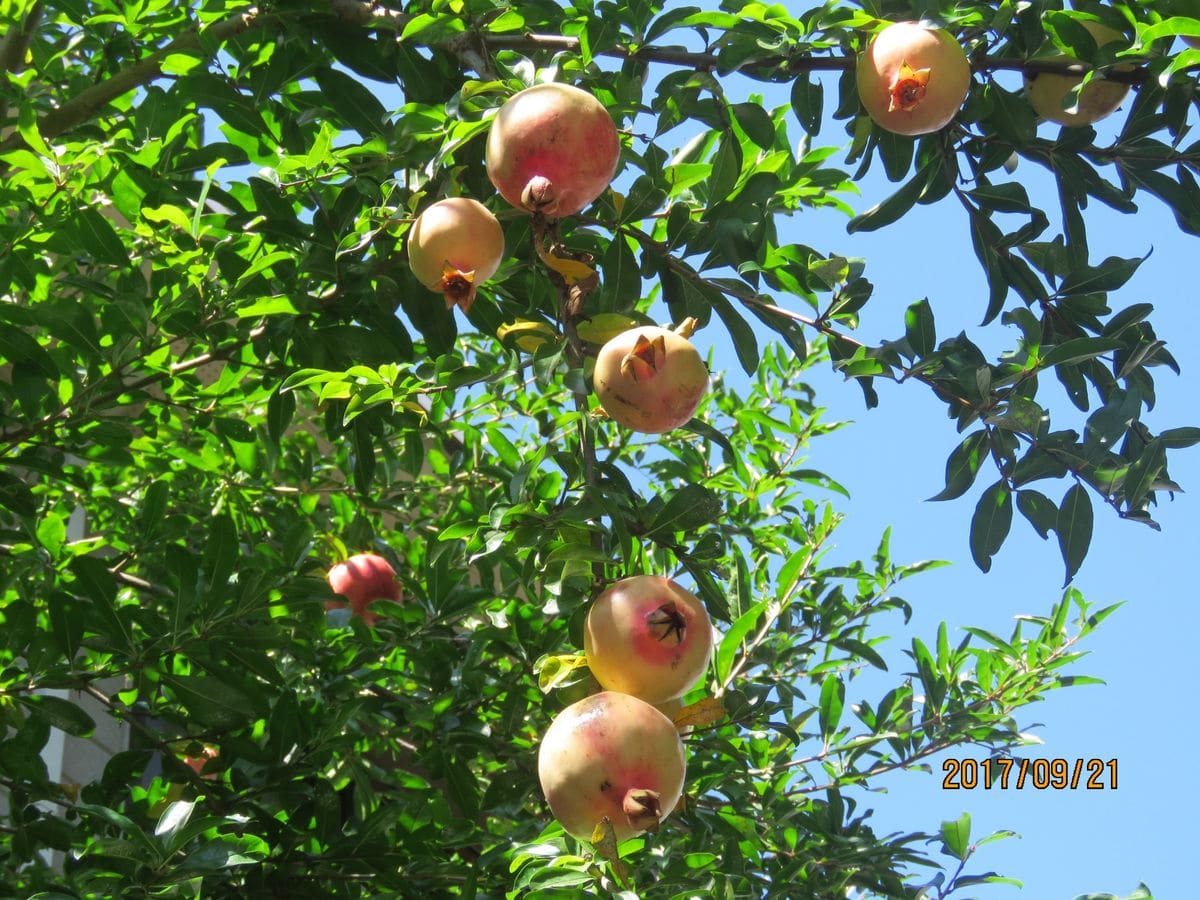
[
  {"left": 486, "top": 83, "right": 620, "bottom": 218},
  {"left": 1024, "top": 20, "right": 1131, "bottom": 127},
  {"left": 584, "top": 575, "right": 713, "bottom": 705},
  {"left": 183, "top": 746, "right": 219, "bottom": 780},
  {"left": 326, "top": 553, "right": 402, "bottom": 626},
  {"left": 538, "top": 691, "right": 686, "bottom": 843},
  {"left": 593, "top": 326, "right": 708, "bottom": 433},
  {"left": 406, "top": 197, "right": 504, "bottom": 313},
  {"left": 856, "top": 21, "right": 972, "bottom": 136}
]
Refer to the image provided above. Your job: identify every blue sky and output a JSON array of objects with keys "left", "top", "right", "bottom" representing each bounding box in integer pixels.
[{"left": 775, "top": 112, "right": 1198, "bottom": 897}]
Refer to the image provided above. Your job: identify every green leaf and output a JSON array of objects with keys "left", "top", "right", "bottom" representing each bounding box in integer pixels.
[
  {"left": 1039, "top": 337, "right": 1125, "bottom": 369},
  {"left": 709, "top": 291, "right": 759, "bottom": 375},
  {"left": 647, "top": 484, "right": 723, "bottom": 538},
  {"left": 731, "top": 102, "right": 775, "bottom": 150},
  {"left": 1016, "top": 489, "right": 1058, "bottom": 540},
  {"left": 162, "top": 675, "right": 255, "bottom": 728},
  {"left": 76, "top": 209, "right": 130, "bottom": 265},
  {"left": 1158, "top": 426, "right": 1200, "bottom": 449},
  {"left": 313, "top": 67, "right": 390, "bottom": 137},
  {"left": 1056, "top": 484, "right": 1093, "bottom": 586},
  {"left": 940, "top": 811, "right": 971, "bottom": 860},
  {"left": 928, "top": 431, "right": 989, "bottom": 502},
  {"left": 201, "top": 515, "right": 238, "bottom": 599},
  {"left": 19, "top": 695, "right": 96, "bottom": 737},
  {"left": 848, "top": 160, "right": 935, "bottom": 233},
  {"left": 904, "top": 298, "right": 935, "bottom": 358},
  {"left": 715, "top": 598, "right": 771, "bottom": 684},
  {"left": 970, "top": 481, "right": 1013, "bottom": 573},
  {"left": 818, "top": 674, "right": 844, "bottom": 741}
]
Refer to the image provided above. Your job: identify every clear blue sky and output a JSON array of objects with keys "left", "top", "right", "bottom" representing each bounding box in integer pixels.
[{"left": 759, "top": 95, "right": 1198, "bottom": 897}]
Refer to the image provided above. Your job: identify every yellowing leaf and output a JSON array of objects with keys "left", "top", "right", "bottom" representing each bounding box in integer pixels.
[
  {"left": 576, "top": 313, "right": 641, "bottom": 345},
  {"left": 533, "top": 653, "right": 589, "bottom": 692},
  {"left": 673, "top": 696, "right": 725, "bottom": 729},
  {"left": 542, "top": 254, "right": 596, "bottom": 285},
  {"left": 497, "top": 320, "right": 557, "bottom": 353}
]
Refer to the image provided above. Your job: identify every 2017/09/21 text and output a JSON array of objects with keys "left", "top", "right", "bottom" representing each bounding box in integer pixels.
[{"left": 942, "top": 758, "right": 1117, "bottom": 790}]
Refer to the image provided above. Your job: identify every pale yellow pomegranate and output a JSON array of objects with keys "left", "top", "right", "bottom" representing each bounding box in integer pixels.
[
  {"left": 486, "top": 83, "right": 620, "bottom": 218},
  {"left": 584, "top": 575, "right": 713, "bottom": 705},
  {"left": 593, "top": 326, "right": 708, "bottom": 433},
  {"left": 537, "top": 691, "right": 686, "bottom": 843},
  {"left": 406, "top": 197, "right": 504, "bottom": 312},
  {"left": 856, "top": 21, "right": 971, "bottom": 136},
  {"left": 1024, "top": 20, "right": 1131, "bottom": 127}
]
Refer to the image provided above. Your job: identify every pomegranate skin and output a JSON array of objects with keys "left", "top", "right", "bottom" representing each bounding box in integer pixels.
[
  {"left": 486, "top": 83, "right": 620, "bottom": 218},
  {"left": 537, "top": 691, "right": 686, "bottom": 843},
  {"left": 326, "top": 553, "right": 402, "bottom": 626},
  {"left": 1024, "top": 21, "right": 1130, "bottom": 127},
  {"left": 856, "top": 21, "right": 971, "bottom": 136},
  {"left": 593, "top": 325, "right": 708, "bottom": 434},
  {"left": 406, "top": 197, "right": 504, "bottom": 312},
  {"left": 584, "top": 575, "right": 713, "bottom": 705}
]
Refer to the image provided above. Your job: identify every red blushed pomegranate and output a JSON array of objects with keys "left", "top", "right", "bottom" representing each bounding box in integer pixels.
[
  {"left": 486, "top": 83, "right": 620, "bottom": 219},
  {"left": 326, "top": 553, "right": 402, "bottom": 626},
  {"left": 856, "top": 21, "right": 971, "bottom": 136},
  {"left": 593, "top": 326, "right": 708, "bottom": 433},
  {"left": 406, "top": 197, "right": 504, "bottom": 313},
  {"left": 538, "top": 691, "right": 686, "bottom": 843},
  {"left": 584, "top": 575, "right": 713, "bottom": 705}
]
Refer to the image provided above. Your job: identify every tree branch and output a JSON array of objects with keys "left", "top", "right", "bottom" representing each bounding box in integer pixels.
[{"left": 0, "top": 6, "right": 265, "bottom": 154}]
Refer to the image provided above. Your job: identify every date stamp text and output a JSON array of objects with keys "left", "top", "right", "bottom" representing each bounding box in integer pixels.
[{"left": 942, "top": 757, "right": 1117, "bottom": 790}]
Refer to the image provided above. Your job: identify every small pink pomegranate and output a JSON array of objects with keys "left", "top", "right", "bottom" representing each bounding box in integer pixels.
[
  {"left": 593, "top": 325, "right": 708, "bottom": 433},
  {"left": 406, "top": 197, "right": 504, "bottom": 313},
  {"left": 485, "top": 83, "right": 620, "bottom": 218},
  {"left": 584, "top": 575, "right": 713, "bottom": 705},
  {"left": 326, "top": 553, "right": 402, "bottom": 626},
  {"left": 537, "top": 691, "right": 686, "bottom": 843}
]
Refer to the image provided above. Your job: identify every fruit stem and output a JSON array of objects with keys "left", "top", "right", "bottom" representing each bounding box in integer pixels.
[{"left": 622, "top": 788, "right": 663, "bottom": 832}]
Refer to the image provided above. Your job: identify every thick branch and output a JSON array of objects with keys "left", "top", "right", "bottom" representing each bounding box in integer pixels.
[
  {"left": 0, "top": 0, "right": 43, "bottom": 75},
  {"left": 0, "top": 0, "right": 45, "bottom": 125},
  {"left": 0, "top": 6, "right": 264, "bottom": 153}
]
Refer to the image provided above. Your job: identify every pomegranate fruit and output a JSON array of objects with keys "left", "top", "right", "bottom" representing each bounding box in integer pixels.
[
  {"left": 486, "top": 82, "right": 620, "bottom": 218},
  {"left": 406, "top": 197, "right": 504, "bottom": 312},
  {"left": 856, "top": 21, "right": 971, "bottom": 136},
  {"left": 537, "top": 691, "right": 686, "bottom": 843},
  {"left": 326, "top": 552, "right": 402, "bottom": 626},
  {"left": 584, "top": 575, "right": 713, "bottom": 705},
  {"left": 593, "top": 326, "right": 708, "bottom": 433},
  {"left": 183, "top": 745, "right": 219, "bottom": 779},
  {"left": 1024, "top": 20, "right": 1130, "bottom": 126}
]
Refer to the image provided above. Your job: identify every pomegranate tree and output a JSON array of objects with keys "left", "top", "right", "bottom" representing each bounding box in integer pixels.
[
  {"left": 537, "top": 691, "right": 686, "bottom": 843},
  {"left": 592, "top": 325, "right": 708, "bottom": 433},
  {"left": 486, "top": 82, "right": 620, "bottom": 218},
  {"left": 406, "top": 197, "right": 504, "bottom": 312},
  {"left": 584, "top": 575, "right": 713, "bottom": 705},
  {"left": 1024, "top": 20, "right": 1130, "bottom": 127},
  {"left": 856, "top": 21, "right": 971, "bottom": 136},
  {"left": 326, "top": 553, "right": 402, "bottom": 626}
]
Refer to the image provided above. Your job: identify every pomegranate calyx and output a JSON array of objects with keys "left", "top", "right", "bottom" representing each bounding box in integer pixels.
[
  {"left": 520, "top": 175, "right": 558, "bottom": 215},
  {"left": 888, "top": 61, "right": 932, "bottom": 112},
  {"left": 646, "top": 602, "right": 687, "bottom": 645},
  {"left": 439, "top": 263, "right": 478, "bottom": 312},
  {"left": 622, "top": 788, "right": 663, "bottom": 832},
  {"left": 618, "top": 333, "right": 666, "bottom": 381}
]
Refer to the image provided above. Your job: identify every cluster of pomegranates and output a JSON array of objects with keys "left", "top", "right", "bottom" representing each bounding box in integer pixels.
[
  {"left": 857, "top": 17, "right": 1136, "bottom": 136},
  {"left": 538, "top": 575, "right": 713, "bottom": 843}
]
